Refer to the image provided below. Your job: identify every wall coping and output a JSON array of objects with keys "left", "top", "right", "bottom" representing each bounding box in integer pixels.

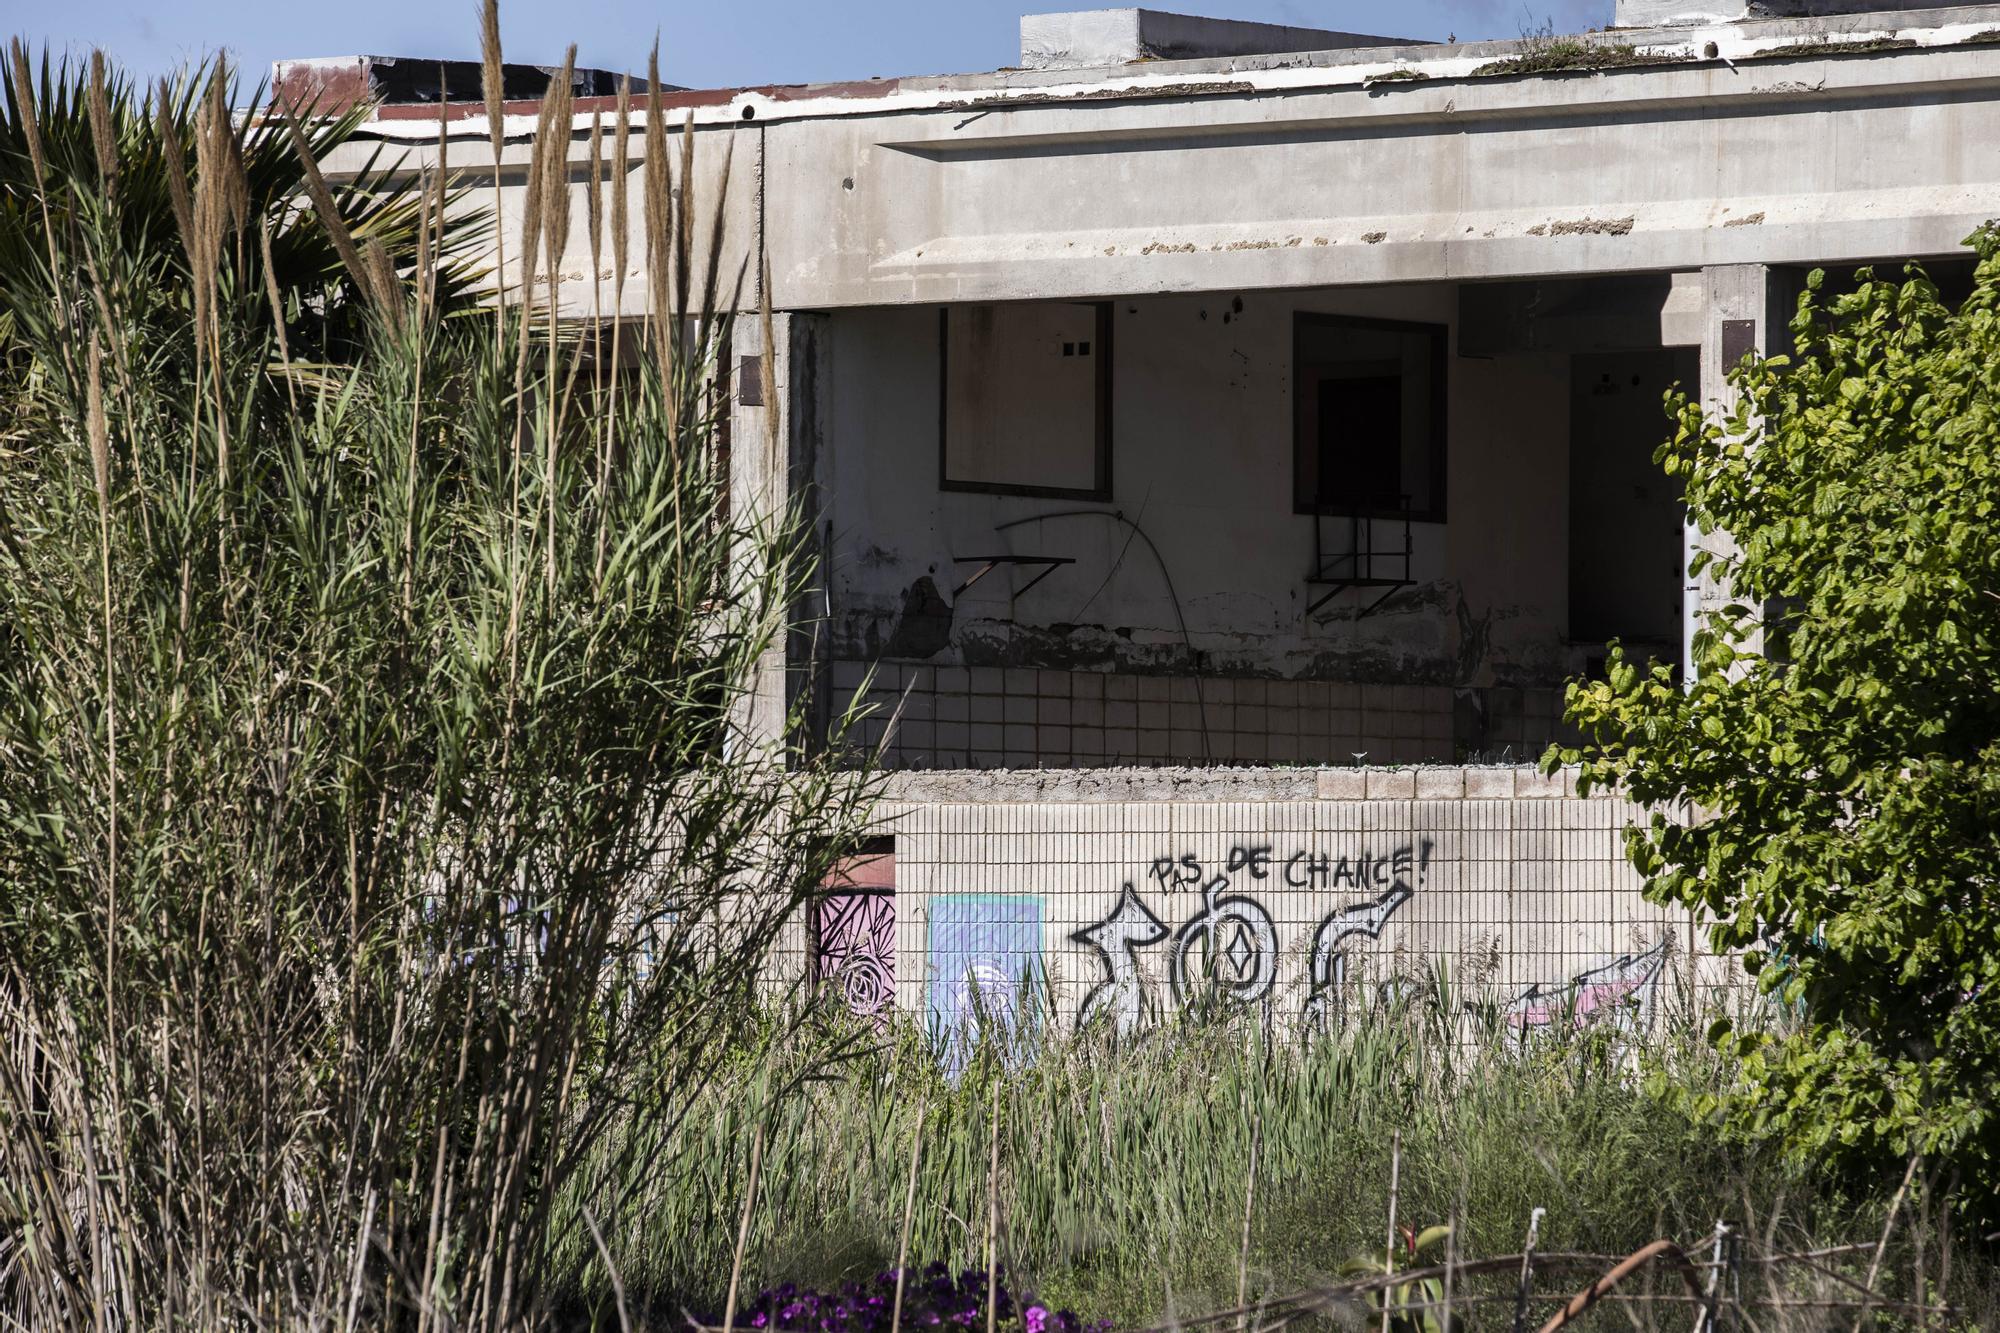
[{"left": 879, "top": 764, "right": 1612, "bottom": 804}]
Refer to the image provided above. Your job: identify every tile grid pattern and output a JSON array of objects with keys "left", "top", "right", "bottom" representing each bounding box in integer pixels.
[
  {"left": 780, "top": 782, "right": 1746, "bottom": 1036},
  {"left": 836, "top": 660, "right": 1563, "bottom": 769}
]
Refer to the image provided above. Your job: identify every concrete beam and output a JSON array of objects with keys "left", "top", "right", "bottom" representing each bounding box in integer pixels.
[
  {"left": 331, "top": 11, "right": 2000, "bottom": 314},
  {"left": 1019, "top": 9, "right": 1413, "bottom": 71},
  {"left": 1616, "top": 0, "right": 2000, "bottom": 28}
]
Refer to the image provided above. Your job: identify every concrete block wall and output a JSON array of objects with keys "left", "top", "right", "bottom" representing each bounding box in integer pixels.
[
  {"left": 834, "top": 660, "right": 1566, "bottom": 768},
  {"left": 796, "top": 767, "right": 1741, "bottom": 1042}
]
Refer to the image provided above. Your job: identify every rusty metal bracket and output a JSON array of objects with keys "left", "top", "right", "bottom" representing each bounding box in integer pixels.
[{"left": 950, "top": 554, "right": 1074, "bottom": 599}]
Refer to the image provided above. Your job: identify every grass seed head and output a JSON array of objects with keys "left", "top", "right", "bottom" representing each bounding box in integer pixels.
[
  {"left": 611, "top": 75, "right": 631, "bottom": 298},
  {"left": 156, "top": 78, "right": 196, "bottom": 256},
  {"left": 87, "top": 49, "right": 119, "bottom": 187},
  {"left": 480, "top": 0, "right": 505, "bottom": 164},
  {"left": 87, "top": 335, "right": 110, "bottom": 509},
  {"left": 539, "top": 46, "right": 576, "bottom": 284},
  {"left": 10, "top": 38, "right": 45, "bottom": 186}
]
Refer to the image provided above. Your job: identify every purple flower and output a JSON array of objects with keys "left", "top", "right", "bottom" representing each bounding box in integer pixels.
[{"left": 729, "top": 1260, "right": 1107, "bottom": 1333}]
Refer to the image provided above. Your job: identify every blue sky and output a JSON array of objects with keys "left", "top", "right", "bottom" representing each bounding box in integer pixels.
[{"left": 4, "top": 0, "right": 1612, "bottom": 93}]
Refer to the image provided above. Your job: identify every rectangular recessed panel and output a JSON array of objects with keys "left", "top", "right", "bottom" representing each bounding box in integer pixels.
[{"left": 1721, "top": 318, "right": 1757, "bottom": 369}]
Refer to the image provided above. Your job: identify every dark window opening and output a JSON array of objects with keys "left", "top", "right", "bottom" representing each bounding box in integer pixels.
[{"left": 1294, "top": 313, "right": 1447, "bottom": 521}]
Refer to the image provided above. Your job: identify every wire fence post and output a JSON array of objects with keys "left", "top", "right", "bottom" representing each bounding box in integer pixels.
[
  {"left": 1511, "top": 1206, "right": 1544, "bottom": 1333},
  {"left": 1699, "top": 1219, "right": 1729, "bottom": 1333}
]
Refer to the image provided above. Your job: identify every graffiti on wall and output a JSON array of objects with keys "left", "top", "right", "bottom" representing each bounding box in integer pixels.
[
  {"left": 1505, "top": 939, "right": 1668, "bottom": 1036},
  {"left": 928, "top": 894, "right": 1043, "bottom": 1044},
  {"left": 1072, "top": 841, "right": 1431, "bottom": 1034},
  {"left": 1072, "top": 886, "right": 1167, "bottom": 1037},
  {"left": 814, "top": 893, "right": 896, "bottom": 1021},
  {"left": 814, "top": 844, "right": 897, "bottom": 1022}
]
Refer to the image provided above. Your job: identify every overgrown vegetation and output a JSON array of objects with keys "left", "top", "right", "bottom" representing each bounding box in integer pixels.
[
  {"left": 559, "top": 992, "right": 1999, "bottom": 1330},
  {"left": 5, "top": 8, "right": 1999, "bottom": 1331},
  {"left": 1749, "top": 36, "right": 1920, "bottom": 60},
  {"left": 1557, "top": 233, "right": 2000, "bottom": 1237},
  {"left": 1473, "top": 20, "right": 1690, "bottom": 77},
  {"left": 0, "top": 21, "right": 873, "bottom": 1330}
]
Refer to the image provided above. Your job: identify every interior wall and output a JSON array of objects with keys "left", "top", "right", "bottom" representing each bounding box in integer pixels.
[
  {"left": 1568, "top": 348, "right": 1696, "bottom": 663},
  {"left": 822, "top": 282, "right": 1573, "bottom": 692}
]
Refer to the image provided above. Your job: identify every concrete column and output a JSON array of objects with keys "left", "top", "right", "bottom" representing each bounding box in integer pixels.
[
  {"left": 1687, "top": 264, "right": 1785, "bottom": 681},
  {"left": 730, "top": 310, "right": 835, "bottom": 1001},
  {"left": 728, "top": 310, "right": 833, "bottom": 754}
]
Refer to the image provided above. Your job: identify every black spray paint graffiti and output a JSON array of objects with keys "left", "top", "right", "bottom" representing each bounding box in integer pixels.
[
  {"left": 1169, "top": 875, "right": 1279, "bottom": 1009},
  {"left": 1300, "top": 884, "right": 1414, "bottom": 1027},
  {"left": 1073, "top": 886, "right": 1168, "bottom": 1037},
  {"left": 1071, "top": 841, "right": 1431, "bottom": 1034}
]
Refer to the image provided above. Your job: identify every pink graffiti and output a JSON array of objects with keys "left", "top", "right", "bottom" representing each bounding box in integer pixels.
[{"left": 1506, "top": 941, "right": 1667, "bottom": 1033}]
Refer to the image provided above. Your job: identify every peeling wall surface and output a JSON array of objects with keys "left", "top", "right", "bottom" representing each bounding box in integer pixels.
[
  {"left": 326, "top": 3, "right": 2000, "bottom": 1013},
  {"left": 821, "top": 283, "right": 1592, "bottom": 765},
  {"left": 771, "top": 767, "right": 1742, "bottom": 1035},
  {"left": 328, "top": 8, "right": 2000, "bottom": 319}
]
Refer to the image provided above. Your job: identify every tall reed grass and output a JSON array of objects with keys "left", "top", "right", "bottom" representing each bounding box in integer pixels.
[
  {"left": 557, "top": 984, "right": 1999, "bottom": 1331},
  {"left": 0, "top": 28, "right": 875, "bottom": 1331}
]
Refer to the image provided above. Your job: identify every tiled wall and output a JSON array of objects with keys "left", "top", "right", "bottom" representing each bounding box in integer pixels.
[
  {"left": 785, "top": 768, "right": 1743, "bottom": 1040},
  {"left": 835, "top": 661, "right": 1566, "bottom": 769}
]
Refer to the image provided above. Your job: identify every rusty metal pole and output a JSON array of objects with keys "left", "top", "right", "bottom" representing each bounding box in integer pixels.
[{"left": 1512, "top": 1207, "right": 1545, "bottom": 1333}]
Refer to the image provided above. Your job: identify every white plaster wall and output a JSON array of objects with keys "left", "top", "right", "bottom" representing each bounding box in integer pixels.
[{"left": 822, "top": 282, "right": 1572, "bottom": 685}]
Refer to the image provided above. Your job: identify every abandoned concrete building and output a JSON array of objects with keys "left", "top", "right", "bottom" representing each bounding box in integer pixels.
[{"left": 286, "top": 0, "right": 2000, "bottom": 1038}]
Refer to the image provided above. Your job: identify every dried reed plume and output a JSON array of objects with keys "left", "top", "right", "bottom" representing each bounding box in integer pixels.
[
  {"left": 481, "top": 0, "right": 507, "bottom": 322},
  {"left": 539, "top": 47, "right": 576, "bottom": 292},
  {"left": 10, "top": 38, "right": 46, "bottom": 185},
  {"left": 209, "top": 58, "right": 251, "bottom": 245},
  {"left": 586, "top": 106, "right": 606, "bottom": 578},
  {"left": 642, "top": 43, "right": 669, "bottom": 367},
  {"left": 540, "top": 46, "right": 577, "bottom": 592},
  {"left": 419, "top": 85, "right": 451, "bottom": 324},
  {"left": 190, "top": 76, "right": 228, "bottom": 344},
  {"left": 156, "top": 78, "right": 196, "bottom": 257},
  {"left": 515, "top": 70, "right": 561, "bottom": 328},
  {"left": 586, "top": 109, "right": 604, "bottom": 287},
  {"left": 86, "top": 49, "right": 119, "bottom": 188},
  {"left": 364, "top": 236, "right": 406, "bottom": 334},
  {"left": 601, "top": 75, "right": 633, "bottom": 583},
  {"left": 674, "top": 104, "right": 697, "bottom": 357},
  {"left": 611, "top": 75, "right": 631, "bottom": 313}
]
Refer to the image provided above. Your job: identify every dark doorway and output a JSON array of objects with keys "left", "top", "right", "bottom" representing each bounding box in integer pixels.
[{"left": 1568, "top": 349, "right": 1694, "bottom": 665}]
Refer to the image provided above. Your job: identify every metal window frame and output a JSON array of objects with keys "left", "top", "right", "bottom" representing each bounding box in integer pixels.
[
  {"left": 938, "top": 301, "right": 1114, "bottom": 501},
  {"left": 1292, "top": 310, "right": 1449, "bottom": 523}
]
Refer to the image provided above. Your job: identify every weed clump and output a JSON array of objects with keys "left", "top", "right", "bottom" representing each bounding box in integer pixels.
[
  {"left": 1759, "top": 35, "right": 1918, "bottom": 58},
  {"left": 1475, "top": 40, "right": 1689, "bottom": 76},
  {"left": 1475, "top": 17, "right": 1692, "bottom": 77}
]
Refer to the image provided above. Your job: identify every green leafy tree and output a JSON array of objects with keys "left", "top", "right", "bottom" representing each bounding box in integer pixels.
[{"left": 1555, "top": 228, "right": 2000, "bottom": 1224}]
